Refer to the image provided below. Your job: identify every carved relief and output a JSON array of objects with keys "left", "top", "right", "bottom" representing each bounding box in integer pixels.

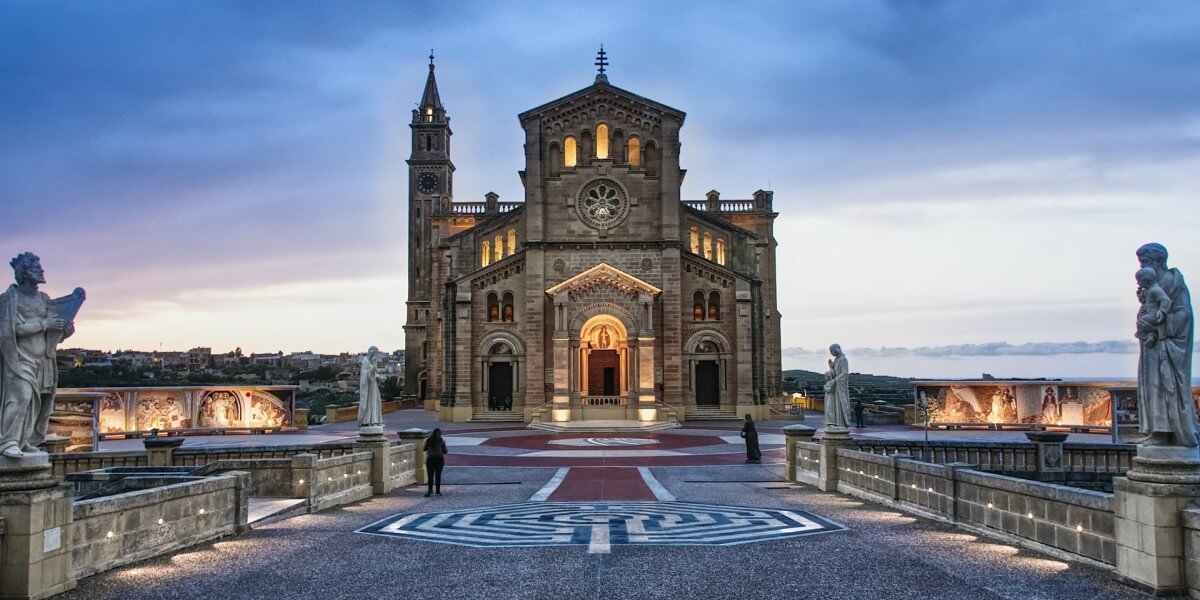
[{"left": 198, "top": 391, "right": 242, "bottom": 428}]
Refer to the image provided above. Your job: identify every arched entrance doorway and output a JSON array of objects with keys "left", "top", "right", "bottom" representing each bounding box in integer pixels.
[{"left": 579, "top": 314, "right": 629, "bottom": 401}]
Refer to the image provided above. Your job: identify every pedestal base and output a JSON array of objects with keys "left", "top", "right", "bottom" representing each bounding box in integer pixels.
[
  {"left": 0, "top": 482, "right": 76, "bottom": 600},
  {"left": 0, "top": 453, "right": 55, "bottom": 492},
  {"left": 1113, "top": 447, "right": 1200, "bottom": 595}
]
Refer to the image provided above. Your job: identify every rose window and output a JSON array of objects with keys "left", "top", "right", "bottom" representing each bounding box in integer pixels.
[{"left": 576, "top": 179, "right": 630, "bottom": 230}]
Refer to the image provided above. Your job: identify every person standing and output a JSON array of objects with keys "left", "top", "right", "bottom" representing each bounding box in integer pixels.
[
  {"left": 854, "top": 400, "right": 866, "bottom": 428},
  {"left": 740, "top": 414, "right": 761, "bottom": 463},
  {"left": 425, "top": 428, "right": 448, "bottom": 497}
]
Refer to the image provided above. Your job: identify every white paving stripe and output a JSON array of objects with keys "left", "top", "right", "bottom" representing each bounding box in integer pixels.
[
  {"left": 588, "top": 524, "right": 611, "bottom": 554},
  {"left": 637, "top": 467, "right": 676, "bottom": 501},
  {"left": 528, "top": 467, "right": 570, "bottom": 501}
]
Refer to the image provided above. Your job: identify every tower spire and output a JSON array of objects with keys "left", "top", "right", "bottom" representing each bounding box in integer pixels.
[
  {"left": 419, "top": 50, "right": 443, "bottom": 112},
  {"left": 594, "top": 45, "right": 608, "bottom": 83}
]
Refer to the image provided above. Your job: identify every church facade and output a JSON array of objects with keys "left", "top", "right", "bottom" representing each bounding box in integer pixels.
[{"left": 403, "top": 57, "right": 783, "bottom": 423}]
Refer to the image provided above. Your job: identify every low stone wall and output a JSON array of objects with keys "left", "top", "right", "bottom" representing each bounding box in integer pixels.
[
  {"left": 325, "top": 406, "right": 359, "bottom": 423},
  {"left": 794, "top": 441, "right": 821, "bottom": 486},
  {"left": 305, "top": 452, "right": 374, "bottom": 512},
  {"left": 386, "top": 444, "right": 418, "bottom": 491},
  {"left": 71, "top": 472, "right": 249, "bottom": 578},
  {"left": 835, "top": 448, "right": 1115, "bottom": 565},
  {"left": 51, "top": 451, "right": 147, "bottom": 478},
  {"left": 205, "top": 459, "right": 293, "bottom": 497}
]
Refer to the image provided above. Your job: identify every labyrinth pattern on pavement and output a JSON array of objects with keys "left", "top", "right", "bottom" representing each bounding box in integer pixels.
[{"left": 356, "top": 501, "right": 843, "bottom": 549}]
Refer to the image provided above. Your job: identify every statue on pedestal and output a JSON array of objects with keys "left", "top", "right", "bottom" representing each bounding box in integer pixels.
[
  {"left": 0, "top": 253, "right": 85, "bottom": 458},
  {"left": 1134, "top": 243, "right": 1196, "bottom": 447},
  {"left": 823, "top": 344, "right": 852, "bottom": 429},
  {"left": 358, "top": 346, "right": 383, "bottom": 428}
]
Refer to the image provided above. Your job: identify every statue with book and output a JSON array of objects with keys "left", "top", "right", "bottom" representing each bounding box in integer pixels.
[{"left": 0, "top": 252, "right": 85, "bottom": 458}]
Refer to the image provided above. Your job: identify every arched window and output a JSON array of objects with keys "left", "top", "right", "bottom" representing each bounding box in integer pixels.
[
  {"left": 644, "top": 141, "right": 659, "bottom": 177},
  {"left": 422, "top": 341, "right": 429, "bottom": 360},
  {"left": 690, "top": 227, "right": 700, "bottom": 254},
  {"left": 494, "top": 235, "right": 503, "bottom": 262},
  {"left": 502, "top": 292, "right": 514, "bottom": 323},
  {"left": 425, "top": 134, "right": 432, "bottom": 152},
  {"left": 612, "top": 130, "right": 625, "bottom": 162},
  {"left": 580, "top": 130, "right": 592, "bottom": 166},
  {"left": 627, "top": 136, "right": 641, "bottom": 167},
  {"left": 564, "top": 136, "right": 577, "bottom": 168},
  {"left": 548, "top": 143, "right": 561, "bottom": 176},
  {"left": 708, "top": 291, "right": 720, "bottom": 320},
  {"left": 424, "top": 107, "right": 433, "bottom": 123},
  {"left": 693, "top": 291, "right": 706, "bottom": 321},
  {"left": 716, "top": 238, "right": 726, "bottom": 266},
  {"left": 702, "top": 232, "right": 713, "bottom": 260},
  {"left": 507, "top": 229, "right": 517, "bottom": 255},
  {"left": 481, "top": 240, "right": 491, "bottom": 267},
  {"left": 487, "top": 292, "right": 499, "bottom": 322},
  {"left": 596, "top": 124, "right": 609, "bottom": 159}
]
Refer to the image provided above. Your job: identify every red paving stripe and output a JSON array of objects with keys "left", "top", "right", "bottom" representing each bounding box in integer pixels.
[
  {"left": 442, "top": 448, "right": 784, "bottom": 468},
  {"left": 546, "top": 467, "right": 657, "bottom": 501}
]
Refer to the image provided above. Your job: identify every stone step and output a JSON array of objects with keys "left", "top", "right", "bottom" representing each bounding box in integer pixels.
[
  {"left": 471, "top": 411, "right": 524, "bottom": 423},
  {"left": 247, "top": 497, "right": 308, "bottom": 528}
]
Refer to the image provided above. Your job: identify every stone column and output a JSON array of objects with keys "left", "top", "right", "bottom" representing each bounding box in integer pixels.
[
  {"left": 0, "top": 454, "right": 76, "bottom": 599},
  {"left": 1113, "top": 446, "right": 1200, "bottom": 596},
  {"left": 817, "top": 426, "right": 853, "bottom": 492},
  {"left": 783, "top": 425, "right": 816, "bottom": 482},
  {"left": 143, "top": 436, "right": 184, "bottom": 468},
  {"left": 1024, "top": 431, "right": 1067, "bottom": 483},
  {"left": 396, "top": 429, "right": 429, "bottom": 485},
  {"left": 355, "top": 426, "right": 390, "bottom": 494},
  {"left": 291, "top": 453, "right": 316, "bottom": 509}
]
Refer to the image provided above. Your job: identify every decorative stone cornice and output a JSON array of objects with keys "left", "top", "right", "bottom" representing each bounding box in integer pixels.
[{"left": 545, "top": 263, "right": 662, "bottom": 302}]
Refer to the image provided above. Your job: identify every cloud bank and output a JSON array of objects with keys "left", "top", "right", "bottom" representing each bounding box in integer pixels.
[{"left": 783, "top": 340, "right": 1153, "bottom": 359}]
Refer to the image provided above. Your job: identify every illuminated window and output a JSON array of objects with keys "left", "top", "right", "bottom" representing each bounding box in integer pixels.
[
  {"left": 596, "top": 124, "right": 609, "bottom": 159},
  {"left": 702, "top": 232, "right": 713, "bottom": 260},
  {"left": 487, "top": 293, "right": 499, "bottom": 322},
  {"left": 424, "top": 107, "right": 433, "bottom": 122},
  {"left": 564, "top": 137, "right": 577, "bottom": 168},
  {"left": 693, "top": 291, "right": 706, "bottom": 321},
  {"left": 502, "top": 292, "right": 515, "bottom": 323},
  {"left": 481, "top": 240, "right": 491, "bottom": 267},
  {"left": 494, "top": 235, "right": 503, "bottom": 262},
  {"left": 716, "top": 238, "right": 726, "bottom": 266},
  {"left": 708, "top": 291, "right": 720, "bottom": 320},
  {"left": 690, "top": 227, "right": 700, "bottom": 254},
  {"left": 507, "top": 229, "right": 517, "bottom": 255},
  {"left": 627, "top": 136, "right": 640, "bottom": 167}
]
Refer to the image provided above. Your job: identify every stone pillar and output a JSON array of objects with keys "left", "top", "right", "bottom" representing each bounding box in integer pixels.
[
  {"left": 783, "top": 425, "right": 816, "bottom": 482},
  {"left": 817, "top": 426, "right": 853, "bottom": 492},
  {"left": 355, "top": 426, "right": 390, "bottom": 494},
  {"left": 143, "top": 436, "right": 184, "bottom": 467},
  {"left": 0, "top": 454, "right": 76, "bottom": 600},
  {"left": 1113, "top": 446, "right": 1200, "bottom": 596},
  {"left": 396, "top": 429, "right": 429, "bottom": 485},
  {"left": 1025, "top": 431, "right": 1067, "bottom": 483},
  {"left": 291, "top": 454, "right": 316, "bottom": 509},
  {"left": 38, "top": 436, "right": 67, "bottom": 456},
  {"left": 293, "top": 408, "right": 309, "bottom": 430}
]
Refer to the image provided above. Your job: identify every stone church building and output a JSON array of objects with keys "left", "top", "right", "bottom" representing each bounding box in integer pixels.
[{"left": 403, "top": 55, "right": 782, "bottom": 424}]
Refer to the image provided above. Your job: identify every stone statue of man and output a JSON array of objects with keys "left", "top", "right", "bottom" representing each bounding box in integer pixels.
[
  {"left": 358, "top": 346, "right": 383, "bottom": 428},
  {"left": 0, "top": 253, "right": 85, "bottom": 457},
  {"left": 823, "top": 344, "right": 852, "bottom": 429},
  {"left": 1134, "top": 243, "right": 1196, "bottom": 447}
]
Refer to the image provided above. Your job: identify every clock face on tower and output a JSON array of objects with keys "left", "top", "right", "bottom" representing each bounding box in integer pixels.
[{"left": 417, "top": 173, "right": 440, "bottom": 195}]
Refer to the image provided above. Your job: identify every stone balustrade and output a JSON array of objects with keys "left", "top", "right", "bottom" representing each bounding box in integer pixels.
[{"left": 71, "top": 471, "right": 250, "bottom": 579}]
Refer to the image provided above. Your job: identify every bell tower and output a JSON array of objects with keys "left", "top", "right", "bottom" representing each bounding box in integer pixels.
[{"left": 404, "top": 51, "right": 454, "bottom": 400}]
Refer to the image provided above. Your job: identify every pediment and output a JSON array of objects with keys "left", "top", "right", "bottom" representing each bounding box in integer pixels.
[
  {"left": 519, "top": 80, "right": 685, "bottom": 125},
  {"left": 545, "top": 263, "right": 662, "bottom": 302}
]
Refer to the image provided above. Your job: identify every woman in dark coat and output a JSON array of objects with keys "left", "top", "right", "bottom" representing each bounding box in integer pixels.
[
  {"left": 425, "top": 428, "right": 449, "bottom": 497},
  {"left": 741, "top": 415, "right": 762, "bottom": 463}
]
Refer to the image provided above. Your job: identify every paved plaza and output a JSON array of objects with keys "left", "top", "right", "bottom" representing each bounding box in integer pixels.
[{"left": 62, "top": 412, "right": 1144, "bottom": 600}]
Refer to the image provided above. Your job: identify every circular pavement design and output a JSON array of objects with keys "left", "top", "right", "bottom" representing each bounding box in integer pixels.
[
  {"left": 547, "top": 437, "right": 662, "bottom": 447},
  {"left": 356, "top": 501, "right": 844, "bottom": 549}
]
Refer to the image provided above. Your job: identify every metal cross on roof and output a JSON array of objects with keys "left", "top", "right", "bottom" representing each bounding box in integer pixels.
[
  {"left": 429, "top": 49, "right": 435, "bottom": 67},
  {"left": 595, "top": 45, "right": 608, "bottom": 74}
]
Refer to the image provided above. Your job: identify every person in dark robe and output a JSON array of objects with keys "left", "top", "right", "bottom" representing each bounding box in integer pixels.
[
  {"left": 741, "top": 414, "right": 761, "bottom": 463},
  {"left": 424, "top": 428, "right": 449, "bottom": 497},
  {"left": 854, "top": 400, "right": 866, "bottom": 428}
]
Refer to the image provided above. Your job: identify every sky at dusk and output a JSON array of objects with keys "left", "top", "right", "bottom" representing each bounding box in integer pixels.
[{"left": 2, "top": 2, "right": 1198, "bottom": 378}]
